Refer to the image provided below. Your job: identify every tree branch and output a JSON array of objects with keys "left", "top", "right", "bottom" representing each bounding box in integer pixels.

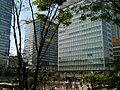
[
  {"left": 12, "top": 1, "right": 23, "bottom": 90},
  {"left": 18, "top": 0, "right": 23, "bottom": 16},
  {"left": 40, "top": 22, "right": 60, "bottom": 62},
  {"left": 109, "top": 0, "right": 120, "bottom": 10},
  {"left": 39, "top": 0, "right": 53, "bottom": 53},
  {"left": 29, "top": 0, "right": 38, "bottom": 52}
]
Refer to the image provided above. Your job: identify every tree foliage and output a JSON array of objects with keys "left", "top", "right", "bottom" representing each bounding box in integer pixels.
[
  {"left": 11, "top": 0, "right": 73, "bottom": 90},
  {"left": 83, "top": 73, "right": 106, "bottom": 89},
  {"left": 11, "top": 0, "right": 120, "bottom": 90},
  {"left": 70, "top": 0, "right": 120, "bottom": 25},
  {"left": 83, "top": 72, "right": 120, "bottom": 90}
]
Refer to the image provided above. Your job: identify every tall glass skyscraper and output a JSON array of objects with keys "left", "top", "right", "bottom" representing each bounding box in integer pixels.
[
  {"left": 0, "top": 0, "right": 12, "bottom": 65},
  {"left": 24, "top": 23, "right": 33, "bottom": 65},
  {"left": 58, "top": 1, "right": 113, "bottom": 71},
  {"left": 24, "top": 21, "right": 58, "bottom": 70}
]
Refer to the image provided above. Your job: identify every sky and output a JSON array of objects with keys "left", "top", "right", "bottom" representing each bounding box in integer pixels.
[
  {"left": 10, "top": 1, "right": 37, "bottom": 55},
  {"left": 9, "top": 0, "right": 57, "bottom": 55}
]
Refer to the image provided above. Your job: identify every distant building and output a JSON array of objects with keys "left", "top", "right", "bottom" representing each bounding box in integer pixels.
[
  {"left": 112, "top": 39, "right": 120, "bottom": 60},
  {"left": 24, "top": 23, "right": 34, "bottom": 64},
  {"left": 0, "top": 0, "right": 12, "bottom": 65},
  {"left": 8, "top": 56, "right": 18, "bottom": 68},
  {"left": 24, "top": 21, "right": 58, "bottom": 70},
  {"left": 112, "top": 23, "right": 120, "bottom": 61},
  {"left": 112, "top": 24, "right": 120, "bottom": 40}
]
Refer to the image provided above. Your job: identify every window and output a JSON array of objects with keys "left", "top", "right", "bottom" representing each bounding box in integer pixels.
[{"left": 87, "top": 54, "right": 93, "bottom": 56}]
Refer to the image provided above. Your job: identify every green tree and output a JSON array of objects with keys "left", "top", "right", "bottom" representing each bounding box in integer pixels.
[
  {"left": 107, "top": 59, "right": 120, "bottom": 90},
  {"left": 83, "top": 72, "right": 120, "bottom": 90},
  {"left": 70, "top": 0, "right": 120, "bottom": 25},
  {"left": 83, "top": 73, "right": 99, "bottom": 89},
  {"left": 11, "top": 0, "right": 73, "bottom": 90},
  {"left": 27, "top": 76, "right": 34, "bottom": 89},
  {"left": 11, "top": 0, "right": 120, "bottom": 90},
  {"left": 37, "top": 69, "right": 56, "bottom": 89}
]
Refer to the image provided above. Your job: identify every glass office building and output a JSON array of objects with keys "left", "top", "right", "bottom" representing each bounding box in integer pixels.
[
  {"left": 0, "top": 0, "right": 12, "bottom": 65},
  {"left": 58, "top": 2, "right": 113, "bottom": 71},
  {"left": 112, "top": 24, "right": 120, "bottom": 40},
  {"left": 112, "top": 39, "right": 120, "bottom": 60},
  {"left": 24, "top": 21, "right": 58, "bottom": 70},
  {"left": 24, "top": 23, "right": 34, "bottom": 65}
]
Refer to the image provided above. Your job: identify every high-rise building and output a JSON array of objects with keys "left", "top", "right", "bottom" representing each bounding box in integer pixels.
[
  {"left": 8, "top": 56, "right": 18, "bottom": 68},
  {"left": 58, "top": 1, "right": 113, "bottom": 71},
  {"left": 24, "top": 21, "right": 58, "bottom": 70},
  {"left": 0, "top": 0, "right": 12, "bottom": 66},
  {"left": 112, "top": 24, "right": 120, "bottom": 40},
  {"left": 112, "top": 39, "right": 120, "bottom": 60},
  {"left": 24, "top": 23, "right": 34, "bottom": 65},
  {"left": 111, "top": 24, "right": 120, "bottom": 61}
]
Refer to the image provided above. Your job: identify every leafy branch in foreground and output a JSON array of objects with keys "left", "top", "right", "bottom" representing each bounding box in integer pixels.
[
  {"left": 69, "top": 0, "right": 120, "bottom": 25},
  {"left": 12, "top": 0, "right": 73, "bottom": 90}
]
